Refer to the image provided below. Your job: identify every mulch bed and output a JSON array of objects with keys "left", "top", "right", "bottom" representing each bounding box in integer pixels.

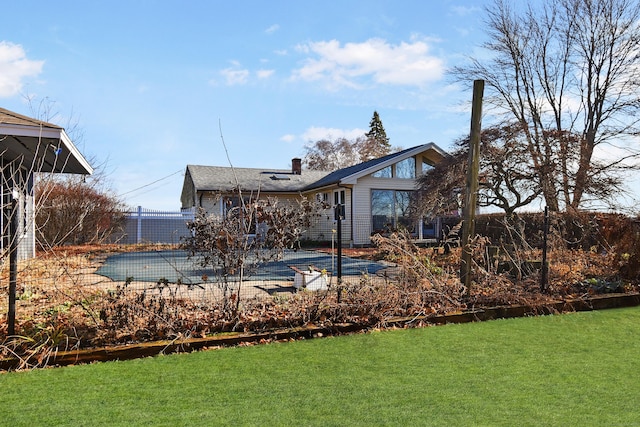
[{"left": 2, "top": 292, "right": 638, "bottom": 371}]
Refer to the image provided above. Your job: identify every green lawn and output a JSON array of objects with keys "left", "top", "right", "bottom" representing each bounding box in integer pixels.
[{"left": 2, "top": 307, "right": 639, "bottom": 426}]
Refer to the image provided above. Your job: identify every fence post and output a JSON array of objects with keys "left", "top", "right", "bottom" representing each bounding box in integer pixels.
[
  {"left": 541, "top": 206, "right": 550, "bottom": 292},
  {"left": 335, "top": 204, "right": 344, "bottom": 302},
  {"left": 7, "top": 195, "right": 18, "bottom": 336},
  {"left": 136, "top": 206, "right": 142, "bottom": 244}
]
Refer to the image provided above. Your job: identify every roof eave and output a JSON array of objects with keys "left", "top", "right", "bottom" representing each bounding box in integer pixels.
[
  {"left": 338, "top": 142, "right": 446, "bottom": 183},
  {"left": 59, "top": 128, "right": 93, "bottom": 175},
  {"left": 0, "top": 123, "right": 93, "bottom": 175}
]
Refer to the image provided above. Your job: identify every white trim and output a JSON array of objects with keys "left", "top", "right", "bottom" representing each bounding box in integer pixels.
[
  {"left": 0, "top": 123, "right": 93, "bottom": 175},
  {"left": 0, "top": 123, "right": 63, "bottom": 140},
  {"left": 59, "top": 128, "right": 94, "bottom": 175}
]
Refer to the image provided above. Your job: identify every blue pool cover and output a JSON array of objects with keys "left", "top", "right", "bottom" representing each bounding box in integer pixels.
[{"left": 95, "top": 249, "right": 387, "bottom": 284}]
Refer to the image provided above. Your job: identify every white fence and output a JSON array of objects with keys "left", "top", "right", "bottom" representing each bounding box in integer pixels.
[{"left": 111, "top": 206, "right": 196, "bottom": 245}]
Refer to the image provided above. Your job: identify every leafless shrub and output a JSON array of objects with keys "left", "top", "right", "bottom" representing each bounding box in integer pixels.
[
  {"left": 35, "top": 176, "right": 127, "bottom": 249},
  {"left": 181, "top": 195, "right": 327, "bottom": 315}
]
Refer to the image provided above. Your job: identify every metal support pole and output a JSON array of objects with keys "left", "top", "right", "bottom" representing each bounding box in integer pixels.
[
  {"left": 335, "top": 204, "right": 343, "bottom": 303},
  {"left": 7, "top": 197, "right": 18, "bottom": 336},
  {"left": 460, "top": 80, "right": 484, "bottom": 295},
  {"left": 136, "top": 205, "right": 143, "bottom": 244}
]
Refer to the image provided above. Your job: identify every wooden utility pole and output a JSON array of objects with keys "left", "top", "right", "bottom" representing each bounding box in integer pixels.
[{"left": 460, "top": 80, "right": 484, "bottom": 295}]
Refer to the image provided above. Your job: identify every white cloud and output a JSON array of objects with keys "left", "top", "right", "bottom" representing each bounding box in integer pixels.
[
  {"left": 280, "top": 134, "right": 296, "bottom": 143},
  {"left": 0, "top": 41, "right": 44, "bottom": 97},
  {"left": 301, "top": 126, "right": 366, "bottom": 142},
  {"left": 220, "top": 66, "right": 250, "bottom": 86},
  {"left": 215, "top": 61, "right": 272, "bottom": 86},
  {"left": 292, "top": 38, "right": 444, "bottom": 90},
  {"left": 450, "top": 6, "right": 481, "bottom": 16},
  {"left": 265, "top": 24, "right": 280, "bottom": 34},
  {"left": 257, "top": 69, "right": 275, "bottom": 79}
]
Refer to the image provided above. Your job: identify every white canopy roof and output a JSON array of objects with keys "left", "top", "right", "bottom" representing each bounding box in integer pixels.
[{"left": 0, "top": 107, "right": 93, "bottom": 175}]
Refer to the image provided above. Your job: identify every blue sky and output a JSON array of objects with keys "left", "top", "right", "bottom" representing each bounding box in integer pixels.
[{"left": 1, "top": 1, "right": 495, "bottom": 210}]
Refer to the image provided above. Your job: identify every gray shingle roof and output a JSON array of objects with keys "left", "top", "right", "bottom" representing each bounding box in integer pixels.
[
  {"left": 186, "top": 165, "right": 331, "bottom": 193},
  {"left": 185, "top": 143, "right": 447, "bottom": 195}
]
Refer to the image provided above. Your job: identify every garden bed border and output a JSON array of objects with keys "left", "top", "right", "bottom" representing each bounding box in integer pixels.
[{"left": 2, "top": 293, "right": 639, "bottom": 370}]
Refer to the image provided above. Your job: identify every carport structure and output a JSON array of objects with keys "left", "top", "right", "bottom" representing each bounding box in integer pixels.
[
  {"left": 0, "top": 107, "right": 93, "bottom": 334},
  {"left": 0, "top": 107, "right": 93, "bottom": 258}
]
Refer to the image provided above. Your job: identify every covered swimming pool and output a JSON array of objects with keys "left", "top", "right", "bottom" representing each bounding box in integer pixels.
[{"left": 96, "top": 249, "right": 388, "bottom": 285}]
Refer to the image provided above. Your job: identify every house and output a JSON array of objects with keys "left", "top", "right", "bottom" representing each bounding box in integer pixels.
[
  {"left": 180, "top": 143, "right": 447, "bottom": 246},
  {"left": 0, "top": 108, "right": 93, "bottom": 259}
]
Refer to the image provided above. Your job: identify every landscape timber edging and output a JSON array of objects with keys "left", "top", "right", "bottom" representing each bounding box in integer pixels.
[{"left": 1, "top": 292, "right": 639, "bottom": 370}]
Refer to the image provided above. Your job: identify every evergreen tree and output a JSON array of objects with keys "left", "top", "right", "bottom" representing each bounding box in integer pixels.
[{"left": 361, "top": 111, "right": 391, "bottom": 161}]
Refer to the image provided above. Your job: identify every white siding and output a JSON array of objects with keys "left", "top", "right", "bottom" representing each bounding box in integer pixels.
[
  {"left": 198, "top": 192, "right": 304, "bottom": 217},
  {"left": 352, "top": 175, "right": 418, "bottom": 245}
]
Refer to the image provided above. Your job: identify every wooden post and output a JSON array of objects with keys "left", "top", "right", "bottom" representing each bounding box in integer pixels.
[
  {"left": 460, "top": 80, "right": 484, "bottom": 295},
  {"left": 541, "top": 206, "right": 549, "bottom": 292}
]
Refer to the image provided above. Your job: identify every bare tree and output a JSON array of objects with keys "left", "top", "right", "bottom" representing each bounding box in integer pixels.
[
  {"left": 302, "top": 137, "right": 362, "bottom": 171},
  {"left": 415, "top": 123, "right": 542, "bottom": 217},
  {"left": 182, "top": 195, "right": 326, "bottom": 313},
  {"left": 414, "top": 147, "right": 465, "bottom": 219},
  {"left": 452, "top": 0, "right": 640, "bottom": 212},
  {"left": 303, "top": 135, "right": 401, "bottom": 172}
]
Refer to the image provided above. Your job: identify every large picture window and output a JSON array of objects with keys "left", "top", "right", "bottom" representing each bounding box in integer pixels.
[{"left": 371, "top": 189, "right": 413, "bottom": 233}]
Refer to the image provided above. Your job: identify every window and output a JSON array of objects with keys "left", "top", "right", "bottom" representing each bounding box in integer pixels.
[
  {"left": 316, "top": 192, "right": 329, "bottom": 204},
  {"left": 372, "top": 157, "right": 417, "bottom": 179},
  {"left": 422, "top": 159, "right": 434, "bottom": 174},
  {"left": 371, "top": 190, "right": 413, "bottom": 232},
  {"left": 221, "top": 194, "right": 252, "bottom": 217},
  {"left": 333, "top": 190, "right": 346, "bottom": 220},
  {"left": 395, "top": 157, "right": 416, "bottom": 179},
  {"left": 372, "top": 166, "right": 392, "bottom": 178}
]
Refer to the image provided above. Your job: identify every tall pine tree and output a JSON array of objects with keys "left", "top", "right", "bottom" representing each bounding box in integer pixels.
[
  {"left": 303, "top": 111, "right": 396, "bottom": 170},
  {"left": 361, "top": 110, "right": 391, "bottom": 161}
]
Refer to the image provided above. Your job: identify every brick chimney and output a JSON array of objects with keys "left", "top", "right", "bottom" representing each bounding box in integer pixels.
[{"left": 292, "top": 158, "right": 302, "bottom": 175}]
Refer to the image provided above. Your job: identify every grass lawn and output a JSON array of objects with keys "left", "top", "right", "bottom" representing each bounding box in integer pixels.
[{"left": 1, "top": 307, "right": 639, "bottom": 426}]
